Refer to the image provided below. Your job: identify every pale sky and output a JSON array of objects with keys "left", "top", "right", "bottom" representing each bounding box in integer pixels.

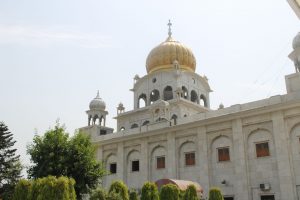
[{"left": 0, "top": 0, "right": 299, "bottom": 174}]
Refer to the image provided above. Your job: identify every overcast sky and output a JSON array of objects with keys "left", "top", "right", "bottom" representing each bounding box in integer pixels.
[{"left": 0, "top": 0, "right": 299, "bottom": 174}]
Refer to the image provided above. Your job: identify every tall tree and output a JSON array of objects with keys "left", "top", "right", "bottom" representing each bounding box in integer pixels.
[
  {"left": 0, "top": 122, "right": 22, "bottom": 200},
  {"left": 27, "top": 122, "right": 106, "bottom": 199}
]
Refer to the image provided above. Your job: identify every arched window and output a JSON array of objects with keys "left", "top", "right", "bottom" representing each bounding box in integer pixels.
[
  {"left": 138, "top": 93, "right": 147, "bottom": 108},
  {"left": 190, "top": 90, "right": 199, "bottom": 104},
  {"left": 171, "top": 114, "right": 178, "bottom": 125},
  {"left": 142, "top": 120, "right": 150, "bottom": 126},
  {"left": 163, "top": 86, "right": 173, "bottom": 101},
  {"left": 150, "top": 89, "right": 160, "bottom": 104},
  {"left": 181, "top": 86, "right": 188, "bottom": 99},
  {"left": 131, "top": 123, "right": 138, "bottom": 129},
  {"left": 200, "top": 94, "right": 207, "bottom": 107},
  {"left": 120, "top": 127, "right": 125, "bottom": 131}
]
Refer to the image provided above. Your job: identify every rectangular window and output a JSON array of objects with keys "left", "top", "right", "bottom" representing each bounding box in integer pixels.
[
  {"left": 132, "top": 160, "right": 139, "bottom": 172},
  {"left": 218, "top": 147, "right": 230, "bottom": 162},
  {"left": 156, "top": 156, "right": 165, "bottom": 169},
  {"left": 261, "top": 195, "right": 275, "bottom": 200},
  {"left": 224, "top": 197, "right": 234, "bottom": 200},
  {"left": 256, "top": 142, "right": 270, "bottom": 157},
  {"left": 110, "top": 163, "right": 117, "bottom": 174},
  {"left": 185, "top": 152, "right": 195, "bottom": 166}
]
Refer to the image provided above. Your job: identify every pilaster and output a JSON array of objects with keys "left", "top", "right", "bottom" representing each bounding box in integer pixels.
[
  {"left": 272, "top": 111, "right": 296, "bottom": 200},
  {"left": 117, "top": 142, "right": 125, "bottom": 181},
  {"left": 197, "top": 126, "right": 210, "bottom": 195},
  {"left": 232, "top": 118, "right": 250, "bottom": 200},
  {"left": 141, "top": 140, "right": 149, "bottom": 182},
  {"left": 167, "top": 132, "right": 177, "bottom": 178}
]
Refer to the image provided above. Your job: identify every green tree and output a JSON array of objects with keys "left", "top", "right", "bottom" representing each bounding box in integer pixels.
[
  {"left": 183, "top": 185, "right": 198, "bottom": 200},
  {"left": 129, "top": 189, "right": 138, "bottom": 200},
  {"left": 108, "top": 181, "right": 129, "bottom": 200},
  {"left": 141, "top": 182, "right": 159, "bottom": 200},
  {"left": 159, "top": 184, "right": 179, "bottom": 200},
  {"left": 208, "top": 187, "right": 223, "bottom": 200},
  {"left": 0, "top": 122, "right": 22, "bottom": 200},
  {"left": 27, "top": 122, "right": 106, "bottom": 199}
]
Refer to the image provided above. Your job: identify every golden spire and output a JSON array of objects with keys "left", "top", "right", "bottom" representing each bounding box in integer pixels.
[{"left": 167, "top": 19, "right": 172, "bottom": 37}]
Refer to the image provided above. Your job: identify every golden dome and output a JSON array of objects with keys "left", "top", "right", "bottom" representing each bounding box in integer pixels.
[{"left": 146, "top": 36, "right": 196, "bottom": 74}]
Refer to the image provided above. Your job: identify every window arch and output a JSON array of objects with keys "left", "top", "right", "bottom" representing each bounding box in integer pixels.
[
  {"left": 163, "top": 86, "right": 173, "bottom": 101},
  {"left": 150, "top": 89, "right": 160, "bottom": 104},
  {"left": 181, "top": 86, "right": 188, "bottom": 99},
  {"left": 190, "top": 90, "right": 199, "bottom": 103},
  {"left": 142, "top": 120, "right": 150, "bottom": 126},
  {"left": 131, "top": 123, "right": 139, "bottom": 129},
  {"left": 200, "top": 94, "right": 207, "bottom": 107},
  {"left": 171, "top": 114, "right": 178, "bottom": 125},
  {"left": 138, "top": 93, "right": 147, "bottom": 108},
  {"left": 120, "top": 127, "right": 125, "bottom": 131}
]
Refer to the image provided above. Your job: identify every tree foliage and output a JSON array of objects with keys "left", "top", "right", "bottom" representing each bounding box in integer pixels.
[
  {"left": 159, "top": 184, "right": 179, "bottom": 200},
  {"left": 208, "top": 187, "right": 224, "bottom": 200},
  {"left": 129, "top": 189, "right": 138, "bottom": 200},
  {"left": 27, "top": 122, "right": 106, "bottom": 198},
  {"left": 90, "top": 188, "right": 107, "bottom": 200},
  {"left": 183, "top": 185, "right": 198, "bottom": 200},
  {"left": 13, "top": 176, "right": 76, "bottom": 200},
  {"left": 0, "top": 122, "right": 22, "bottom": 200},
  {"left": 141, "top": 182, "right": 159, "bottom": 200},
  {"left": 12, "top": 179, "right": 31, "bottom": 200},
  {"left": 108, "top": 180, "right": 129, "bottom": 200}
]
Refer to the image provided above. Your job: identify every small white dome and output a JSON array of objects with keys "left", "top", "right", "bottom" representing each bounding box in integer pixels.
[
  {"left": 293, "top": 32, "right": 300, "bottom": 49},
  {"left": 89, "top": 91, "right": 106, "bottom": 110}
]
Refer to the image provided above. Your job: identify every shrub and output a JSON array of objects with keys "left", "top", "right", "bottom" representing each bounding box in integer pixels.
[
  {"left": 109, "top": 180, "right": 129, "bottom": 200},
  {"left": 208, "top": 187, "right": 223, "bottom": 200},
  {"left": 159, "top": 184, "right": 179, "bottom": 200},
  {"left": 183, "top": 185, "right": 198, "bottom": 200},
  {"left": 90, "top": 188, "right": 107, "bottom": 200},
  {"left": 12, "top": 179, "right": 31, "bottom": 200},
  {"left": 129, "top": 189, "right": 138, "bottom": 200},
  {"left": 107, "top": 190, "right": 123, "bottom": 200},
  {"left": 13, "top": 176, "right": 76, "bottom": 200},
  {"left": 141, "top": 182, "right": 159, "bottom": 200}
]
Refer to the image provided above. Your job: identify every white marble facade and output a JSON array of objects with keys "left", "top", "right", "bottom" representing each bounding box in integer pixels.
[{"left": 79, "top": 30, "right": 300, "bottom": 200}]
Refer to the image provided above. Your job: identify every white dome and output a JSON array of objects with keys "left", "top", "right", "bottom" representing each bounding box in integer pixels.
[
  {"left": 89, "top": 91, "right": 106, "bottom": 110},
  {"left": 293, "top": 32, "right": 300, "bottom": 49}
]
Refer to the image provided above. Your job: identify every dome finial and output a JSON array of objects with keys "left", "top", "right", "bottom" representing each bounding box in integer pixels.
[
  {"left": 96, "top": 90, "right": 100, "bottom": 98},
  {"left": 167, "top": 19, "right": 172, "bottom": 37}
]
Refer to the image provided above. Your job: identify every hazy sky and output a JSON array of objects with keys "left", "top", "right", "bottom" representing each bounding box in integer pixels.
[{"left": 0, "top": 0, "right": 299, "bottom": 174}]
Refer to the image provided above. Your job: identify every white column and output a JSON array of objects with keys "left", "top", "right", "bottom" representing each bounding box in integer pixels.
[
  {"left": 167, "top": 132, "right": 177, "bottom": 178},
  {"left": 272, "top": 111, "right": 296, "bottom": 200},
  {"left": 141, "top": 140, "right": 149, "bottom": 182},
  {"left": 232, "top": 119, "right": 250, "bottom": 200},
  {"left": 117, "top": 142, "right": 125, "bottom": 181},
  {"left": 197, "top": 126, "right": 210, "bottom": 194}
]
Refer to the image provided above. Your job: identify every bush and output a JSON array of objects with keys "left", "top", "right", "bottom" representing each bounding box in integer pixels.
[
  {"left": 141, "top": 182, "right": 159, "bottom": 200},
  {"left": 208, "top": 187, "right": 223, "bottom": 200},
  {"left": 12, "top": 179, "right": 31, "bottom": 200},
  {"left": 108, "top": 180, "right": 129, "bottom": 200},
  {"left": 129, "top": 189, "right": 138, "bottom": 200},
  {"left": 183, "top": 185, "right": 198, "bottom": 200},
  {"left": 90, "top": 188, "right": 107, "bottom": 200},
  {"left": 159, "top": 184, "right": 179, "bottom": 200}
]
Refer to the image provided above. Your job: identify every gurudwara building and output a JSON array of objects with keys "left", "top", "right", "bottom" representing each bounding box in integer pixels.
[{"left": 80, "top": 22, "right": 300, "bottom": 200}]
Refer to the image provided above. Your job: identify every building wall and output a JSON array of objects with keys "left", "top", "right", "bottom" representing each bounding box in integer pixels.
[{"left": 96, "top": 106, "right": 300, "bottom": 200}]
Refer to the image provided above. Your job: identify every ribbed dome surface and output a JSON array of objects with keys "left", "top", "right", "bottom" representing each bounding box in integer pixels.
[
  {"left": 146, "top": 36, "right": 196, "bottom": 74},
  {"left": 293, "top": 32, "right": 300, "bottom": 49},
  {"left": 89, "top": 92, "right": 106, "bottom": 110}
]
